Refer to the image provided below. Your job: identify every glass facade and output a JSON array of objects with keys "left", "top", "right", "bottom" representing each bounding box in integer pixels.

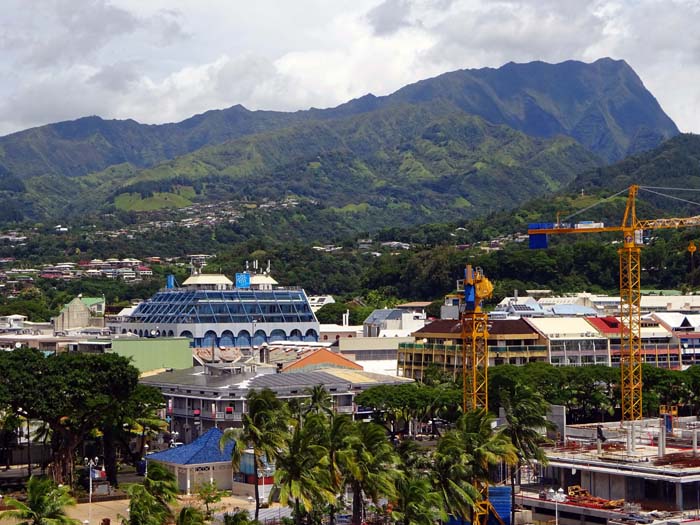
[
  {"left": 113, "top": 288, "right": 319, "bottom": 345},
  {"left": 129, "top": 289, "right": 315, "bottom": 325}
]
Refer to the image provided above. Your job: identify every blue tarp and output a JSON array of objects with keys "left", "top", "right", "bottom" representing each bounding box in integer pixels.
[{"left": 147, "top": 428, "right": 235, "bottom": 465}]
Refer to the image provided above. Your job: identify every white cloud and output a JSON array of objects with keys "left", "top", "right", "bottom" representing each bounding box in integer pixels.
[{"left": 0, "top": 0, "right": 698, "bottom": 135}]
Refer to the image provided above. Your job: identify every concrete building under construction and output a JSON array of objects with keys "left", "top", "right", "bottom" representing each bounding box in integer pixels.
[{"left": 518, "top": 414, "right": 700, "bottom": 524}]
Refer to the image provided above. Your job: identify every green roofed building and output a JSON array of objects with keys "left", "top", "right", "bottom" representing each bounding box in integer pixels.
[{"left": 110, "top": 337, "right": 192, "bottom": 373}]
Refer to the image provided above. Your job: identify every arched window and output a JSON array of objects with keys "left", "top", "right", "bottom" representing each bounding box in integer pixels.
[
  {"left": 269, "top": 329, "right": 286, "bottom": 343},
  {"left": 289, "top": 329, "right": 303, "bottom": 342},
  {"left": 252, "top": 330, "right": 267, "bottom": 347},
  {"left": 179, "top": 330, "right": 194, "bottom": 339},
  {"left": 237, "top": 330, "right": 251, "bottom": 347},
  {"left": 202, "top": 330, "right": 218, "bottom": 348},
  {"left": 304, "top": 329, "right": 318, "bottom": 342},
  {"left": 220, "top": 330, "right": 235, "bottom": 347}
]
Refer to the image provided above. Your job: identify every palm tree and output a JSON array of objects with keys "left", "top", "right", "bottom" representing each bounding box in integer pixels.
[
  {"left": 500, "top": 382, "right": 554, "bottom": 525},
  {"left": 143, "top": 462, "right": 178, "bottom": 519},
  {"left": 432, "top": 433, "right": 480, "bottom": 522},
  {"left": 176, "top": 506, "right": 206, "bottom": 525},
  {"left": 323, "top": 413, "right": 354, "bottom": 525},
  {"left": 455, "top": 409, "right": 518, "bottom": 486},
  {"left": 0, "top": 476, "right": 80, "bottom": 525},
  {"left": 433, "top": 409, "right": 517, "bottom": 523},
  {"left": 274, "top": 415, "right": 335, "bottom": 525},
  {"left": 122, "top": 484, "right": 167, "bottom": 525},
  {"left": 220, "top": 388, "right": 290, "bottom": 522},
  {"left": 223, "top": 509, "right": 255, "bottom": 525},
  {"left": 304, "top": 384, "right": 333, "bottom": 417},
  {"left": 392, "top": 474, "right": 446, "bottom": 525},
  {"left": 341, "top": 422, "right": 399, "bottom": 525}
]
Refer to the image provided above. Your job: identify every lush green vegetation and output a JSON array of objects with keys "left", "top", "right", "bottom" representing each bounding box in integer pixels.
[
  {"left": 0, "top": 349, "right": 163, "bottom": 486},
  {"left": 355, "top": 362, "right": 700, "bottom": 426},
  {"left": 0, "top": 476, "right": 80, "bottom": 525},
  {"left": 220, "top": 385, "right": 541, "bottom": 525}
]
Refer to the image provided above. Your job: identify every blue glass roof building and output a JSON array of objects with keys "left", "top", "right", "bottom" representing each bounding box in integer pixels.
[{"left": 110, "top": 272, "right": 319, "bottom": 347}]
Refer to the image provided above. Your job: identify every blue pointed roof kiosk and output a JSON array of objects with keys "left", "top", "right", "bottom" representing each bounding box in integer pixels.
[{"left": 146, "top": 428, "right": 235, "bottom": 494}]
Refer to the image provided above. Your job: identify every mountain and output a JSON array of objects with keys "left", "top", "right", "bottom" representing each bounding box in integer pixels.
[
  {"left": 0, "top": 58, "right": 675, "bottom": 178},
  {"left": 9, "top": 101, "right": 600, "bottom": 225},
  {"left": 0, "top": 58, "right": 678, "bottom": 226},
  {"left": 573, "top": 133, "right": 700, "bottom": 193},
  {"left": 444, "top": 133, "right": 700, "bottom": 243},
  {"left": 383, "top": 58, "right": 678, "bottom": 162}
]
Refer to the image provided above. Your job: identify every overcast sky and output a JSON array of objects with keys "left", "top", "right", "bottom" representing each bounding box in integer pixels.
[{"left": 1, "top": 0, "right": 699, "bottom": 136}]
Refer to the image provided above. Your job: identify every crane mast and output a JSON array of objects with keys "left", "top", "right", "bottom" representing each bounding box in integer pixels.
[
  {"left": 459, "top": 265, "right": 502, "bottom": 525},
  {"left": 460, "top": 264, "right": 493, "bottom": 411}
]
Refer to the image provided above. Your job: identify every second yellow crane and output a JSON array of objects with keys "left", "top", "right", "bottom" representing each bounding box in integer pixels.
[{"left": 529, "top": 184, "right": 700, "bottom": 421}]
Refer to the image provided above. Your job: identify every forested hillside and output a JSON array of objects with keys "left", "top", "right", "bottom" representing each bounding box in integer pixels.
[{"left": 0, "top": 58, "right": 678, "bottom": 227}]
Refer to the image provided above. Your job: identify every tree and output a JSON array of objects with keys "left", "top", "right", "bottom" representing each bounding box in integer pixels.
[
  {"left": 223, "top": 510, "right": 255, "bottom": 525},
  {"left": 432, "top": 432, "right": 480, "bottom": 522},
  {"left": 196, "top": 481, "right": 222, "bottom": 518},
  {"left": 143, "top": 462, "right": 178, "bottom": 519},
  {"left": 100, "top": 383, "right": 164, "bottom": 485},
  {"left": 304, "top": 385, "right": 333, "bottom": 417},
  {"left": 453, "top": 409, "right": 517, "bottom": 487},
  {"left": 435, "top": 409, "right": 517, "bottom": 522},
  {"left": 122, "top": 484, "right": 167, "bottom": 525},
  {"left": 177, "top": 506, "right": 206, "bottom": 525},
  {"left": 341, "top": 422, "right": 399, "bottom": 525},
  {"left": 0, "top": 476, "right": 80, "bottom": 525},
  {"left": 0, "top": 350, "right": 143, "bottom": 485},
  {"left": 220, "top": 388, "right": 290, "bottom": 522},
  {"left": 274, "top": 415, "right": 335, "bottom": 525},
  {"left": 317, "top": 413, "right": 354, "bottom": 525},
  {"left": 392, "top": 474, "right": 446, "bottom": 525},
  {"left": 500, "top": 383, "right": 554, "bottom": 525}
]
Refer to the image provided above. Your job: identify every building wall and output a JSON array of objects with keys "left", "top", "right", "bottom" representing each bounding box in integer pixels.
[
  {"left": 581, "top": 471, "right": 626, "bottom": 500},
  {"left": 53, "top": 298, "right": 92, "bottom": 332},
  {"left": 111, "top": 338, "right": 192, "bottom": 373}
]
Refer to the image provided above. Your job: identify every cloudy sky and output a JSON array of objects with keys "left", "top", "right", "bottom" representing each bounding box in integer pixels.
[{"left": 1, "top": 0, "right": 699, "bottom": 136}]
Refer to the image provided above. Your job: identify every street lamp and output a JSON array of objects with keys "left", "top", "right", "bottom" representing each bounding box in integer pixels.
[
  {"left": 548, "top": 487, "right": 566, "bottom": 525},
  {"left": 144, "top": 444, "right": 150, "bottom": 477},
  {"left": 84, "top": 456, "right": 99, "bottom": 525}
]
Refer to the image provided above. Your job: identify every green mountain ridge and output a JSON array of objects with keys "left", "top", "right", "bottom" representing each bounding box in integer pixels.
[
  {"left": 0, "top": 58, "right": 679, "bottom": 227},
  {"left": 64, "top": 102, "right": 601, "bottom": 226}
]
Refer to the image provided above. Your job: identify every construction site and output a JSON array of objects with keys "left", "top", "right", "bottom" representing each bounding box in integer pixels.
[
  {"left": 510, "top": 416, "right": 700, "bottom": 525},
  {"left": 456, "top": 186, "right": 700, "bottom": 525}
]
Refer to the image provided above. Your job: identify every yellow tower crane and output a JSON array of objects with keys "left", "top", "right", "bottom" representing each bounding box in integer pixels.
[
  {"left": 528, "top": 184, "right": 700, "bottom": 421},
  {"left": 459, "top": 264, "right": 501, "bottom": 525},
  {"left": 459, "top": 264, "right": 494, "bottom": 411}
]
